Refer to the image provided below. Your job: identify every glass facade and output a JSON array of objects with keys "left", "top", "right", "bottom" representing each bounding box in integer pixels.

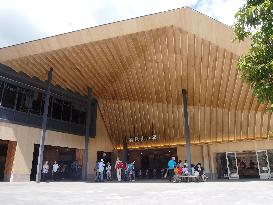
[{"left": 0, "top": 81, "right": 87, "bottom": 126}]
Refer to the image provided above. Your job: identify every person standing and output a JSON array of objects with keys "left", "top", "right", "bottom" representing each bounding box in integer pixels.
[
  {"left": 167, "top": 157, "right": 176, "bottom": 182},
  {"left": 42, "top": 161, "right": 49, "bottom": 182},
  {"left": 52, "top": 161, "right": 59, "bottom": 181},
  {"left": 71, "top": 160, "right": 79, "bottom": 179},
  {"left": 183, "top": 160, "right": 188, "bottom": 167},
  {"left": 128, "top": 162, "right": 133, "bottom": 181},
  {"left": 98, "top": 159, "right": 105, "bottom": 182},
  {"left": 123, "top": 162, "right": 129, "bottom": 181},
  {"left": 131, "top": 161, "right": 136, "bottom": 182},
  {"left": 94, "top": 161, "right": 100, "bottom": 182},
  {"left": 115, "top": 157, "right": 123, "bottom": 182},
  {"left": 106, "top": 162, "right": 112, "bottom": 181}
]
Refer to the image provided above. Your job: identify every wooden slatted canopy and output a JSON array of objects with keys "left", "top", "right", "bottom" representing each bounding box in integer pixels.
[{"left": 0, "top": 7, "right": 272, "bottom": 149}]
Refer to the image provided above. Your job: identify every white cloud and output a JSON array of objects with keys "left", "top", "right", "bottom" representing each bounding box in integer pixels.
[
  {"left": 0, "top": 0, "right": 245, "bottom": 48},
  {"left": 194, "top": 0, "right": 246, "bottom": 26}
]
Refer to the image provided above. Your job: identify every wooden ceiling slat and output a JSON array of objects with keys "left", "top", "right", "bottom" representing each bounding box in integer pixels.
[
  {"left": 211, "top": 48, "right": 225, "bottom": 108},
  {"left": 224, "top": 56, "right": 238, "bottom": 110},
  {"left": 72, "top": 46, "right": 109, "bottom": 94},
  {"left": 193, "top": 37, "right": 202, "bottom": 143},
  {"left": 199, "top": 40, "right": 210, "bottom": 143},
  {"left": 83, "top": 43, "right": 114, "bottom": 89},
  {"left": 41, "top": 52, "right": 83, "bottom": 93},
  {"left": 218, "top": 51, "right": 232, "bottom": 108},
  {"left": 28, "top": 55, "right": 69, "bottom": 89},
  {"left": 160, "top": 28, "right": 172, "bottom": 144},
  {"left": 205, "top": 44, "right": 217, "bottom": 107}
]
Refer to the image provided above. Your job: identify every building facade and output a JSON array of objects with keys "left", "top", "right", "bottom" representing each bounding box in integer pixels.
[{"left": 0, "top": 7, "right": 272, "bottom": 181}]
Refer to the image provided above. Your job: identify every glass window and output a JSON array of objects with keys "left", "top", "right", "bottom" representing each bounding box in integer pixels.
[
  {"left": 0, "top": 81, "right": 5, "bottom": 103},
  {"left": 47, "top": 96, "right": 53, "bottom": 118},
  {"left": 52, "top": 98, "right": 62, "bottom": 120},
  {"left": 16, "top": 87, "right": 32, "bottom": 113},
  {"left": 62, "top": 101, "right": 71, "bottom": 121},
  {"left": 1, "top": 83, "right": 17, "bottom": 109},
  {"left": 79, "top": 111, "right": 86, "bottom": 125},
  {"left": 30, "top": 91, "right": 43, "bottom": 115},
  {"left": 71, "top": 106, "right": 80, "bottom": 124}
]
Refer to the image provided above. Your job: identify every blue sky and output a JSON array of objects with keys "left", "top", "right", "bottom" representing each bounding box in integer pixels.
[{"left": 0, "top": 0, "right": 246, "bottom": 48}]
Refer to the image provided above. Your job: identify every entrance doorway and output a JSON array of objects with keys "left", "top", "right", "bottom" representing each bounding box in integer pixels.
[
  {"left": 128, "top": 147, "right": 177, "bottom": 179},
  {"left": 237, "top": 151, "right": 259, "bottom": 178},
  {"left": 97, "top": 151, "right": 112, "bottom": 165},
  {"left": 216, "top": 150, "right": 272, "bottom": 179},
  {"left": 0, "top": 140, "right": 8, "bottom": 181},
  {"left": 0, "top": 140, "right": 16, "bottom": 181},
  {"left": 30, "top": 144, "right": 83, "bottom": 181}
]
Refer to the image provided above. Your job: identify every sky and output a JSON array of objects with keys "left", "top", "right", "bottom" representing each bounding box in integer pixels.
[{"left": 0, "top": 0, "right": 246, "bottom": 48}]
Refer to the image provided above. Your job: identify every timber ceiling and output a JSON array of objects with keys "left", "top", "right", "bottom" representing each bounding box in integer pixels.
[{"left": 0, "top": 8, "right": 272, "bottom": 149}]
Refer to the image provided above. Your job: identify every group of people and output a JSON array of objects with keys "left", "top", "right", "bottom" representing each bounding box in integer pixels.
[
  {"left": 42, "top": 161, "right": 60, "bottom": 181},
  {"left": 94, "top": 159, "right": 112, "bottom": 182},
  {"left": 42, "top": 160, "right": 81, "bottom": 181},
  {"left": 94, "top": 157, "right": 136, "bottom": 182},
  {"left": 167, "top": 157, "right": 208, "bottom": 182}
]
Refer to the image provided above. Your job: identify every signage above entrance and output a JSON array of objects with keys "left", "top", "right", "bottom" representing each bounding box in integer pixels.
[{"left": 128, "top": 135, "right": 157, "bottom": 143}]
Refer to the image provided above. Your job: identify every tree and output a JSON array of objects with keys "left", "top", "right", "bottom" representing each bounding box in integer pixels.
[{"left": 233, "top": 0, "right": 273, "bottom": 111}]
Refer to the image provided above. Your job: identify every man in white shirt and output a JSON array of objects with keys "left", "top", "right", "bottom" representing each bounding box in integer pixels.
[
  {"left": 42, "top": 161, "right": 49, "bottom": 182},
  {"left": 52, "top": 161, "right": 59, "bottom": 181},
  {"left": 98, "top": 159, "right": 105, "bottom": 182}
]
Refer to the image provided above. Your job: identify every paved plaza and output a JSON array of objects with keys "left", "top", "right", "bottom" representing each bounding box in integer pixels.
[{"left": 0, "top": 180, "right": 273, "bottom": 205}]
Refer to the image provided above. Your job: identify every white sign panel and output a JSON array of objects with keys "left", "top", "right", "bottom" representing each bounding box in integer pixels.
[{"left": 128, "top": 135, "right": 157, "bottom": 143}]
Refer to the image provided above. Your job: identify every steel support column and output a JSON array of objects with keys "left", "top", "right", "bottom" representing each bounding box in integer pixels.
[
  {"left": 82, "top": 87, "right": 92, "bottom": 181},
  {"left": 36, "top": 68, "right": 53, "bottom": 183},
  {"left": 123, "top": 137, "right": 128, "bottom": 163},
  {"left": 182, "top": 89, "right": 191, "bottom": 172}
]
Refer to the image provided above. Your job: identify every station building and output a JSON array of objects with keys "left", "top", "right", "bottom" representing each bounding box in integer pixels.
[{"left": 0, "top": 7, "right": 272, "bottom": 182}]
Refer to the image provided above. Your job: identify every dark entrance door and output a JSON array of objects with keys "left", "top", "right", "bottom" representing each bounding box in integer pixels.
[
  {"left": 30, "top": 144, "right": 39, "bottom": 181},
  {"left": 0, "top": 141, "right": 8, "bottom": 181},
  {"left": 30, "top": 144, "right": 79, "bottom": 181},
  {"left": 97, "top": 151, "right": 112, "bottom": 164},
  {"left": 129, "top": 147, "right": 177, "bottom": 179}
]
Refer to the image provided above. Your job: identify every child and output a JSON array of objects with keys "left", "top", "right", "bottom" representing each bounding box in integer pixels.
[
  {"left": 177, "top": 165, "right": 183, "bottom": 176},
  {"left": 173, "top": 166, "right": 180, "bottom": 182},
  {"left": 182, "top": 165, "right": 189, "bottom": 176},
  {"left": 106, "top": 162, "right": 111, "bottom": 181}
]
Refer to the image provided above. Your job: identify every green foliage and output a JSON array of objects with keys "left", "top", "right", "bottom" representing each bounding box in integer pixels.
[{"left": 233, "top": 0, "right": 273, "bottom": 111}]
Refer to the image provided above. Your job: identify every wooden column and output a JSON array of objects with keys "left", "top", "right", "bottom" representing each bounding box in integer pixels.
[
  {"left": 82, "top": 87, "right": 92, "bottom": 181},
  {"left": 182, "top": 89, "right": 191, "bottom": 171},
  {"left": 36, "top": 68, "right": 53, "bottom": 183}
]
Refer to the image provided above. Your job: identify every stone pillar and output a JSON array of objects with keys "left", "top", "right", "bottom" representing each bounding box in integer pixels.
[
  {"left": 11, "top": 140, "right": 34, "bottom": 182},
  {"left": 209, "top": 146, "right": 217, "bottom": 180},
  {"left": 202, "top": 144, "right": 212, "bottom": 179}
]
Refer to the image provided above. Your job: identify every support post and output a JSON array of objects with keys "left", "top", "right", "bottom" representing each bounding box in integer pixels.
[
  {"left": 82, "top": 87, "right": 92, "bottom": 181},
  {"left": 123, "top": 137, "right": 128, "bottom": 163},
  {"left": 182, "top": 89, "right": 191, "bottom": 172},
  {"left": 36, "top": 68, "right": 53, "bottom": 183}
]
